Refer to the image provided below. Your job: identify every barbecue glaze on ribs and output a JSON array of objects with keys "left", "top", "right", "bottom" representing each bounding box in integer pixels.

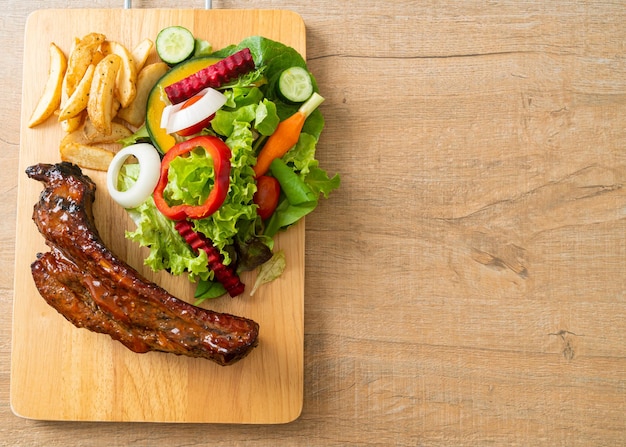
[{"left": 26, "top": 162, "right": 259, "bottom": 366}]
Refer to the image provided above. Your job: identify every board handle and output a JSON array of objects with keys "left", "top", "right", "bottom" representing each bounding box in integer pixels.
[{"left": 124, "top": 0, "right": 213, "bottom": 8}]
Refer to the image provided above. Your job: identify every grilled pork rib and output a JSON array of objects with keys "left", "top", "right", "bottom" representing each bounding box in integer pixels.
[{"left": 26, "top": 162, "right": 259, "bottom": 366}]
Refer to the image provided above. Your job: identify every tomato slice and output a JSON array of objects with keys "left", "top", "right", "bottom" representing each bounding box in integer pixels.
[{"left": 253, "top": 175, "right": 281, "bottom": 220}]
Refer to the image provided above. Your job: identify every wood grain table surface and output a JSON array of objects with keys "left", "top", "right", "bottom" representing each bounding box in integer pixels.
[{"left": 1, "top": 0, "right": 624, "bottom": 445}]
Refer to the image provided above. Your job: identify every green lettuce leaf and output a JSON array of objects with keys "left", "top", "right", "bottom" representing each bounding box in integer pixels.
[
  {"left": 163, "top": 147, "right": 215, "bottom": 206},
  {"left": 118, "top": 124, "right": 151, "bottom": 147},
  {"left": 255, "top": 99, "right": 280, "bottom": 136},
  {"left": 120, "top": 36, "right": 338, "bottom": 297},
  {"left": 250, "top": 250, "right": 286, "bottom": 296},
  {"left": 120, "top": 165, "right": 211, "bottom": 281}
]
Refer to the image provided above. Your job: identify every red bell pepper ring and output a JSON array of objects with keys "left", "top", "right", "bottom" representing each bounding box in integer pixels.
[{"left": 153, "top": 135, "right": 231, "bottom": 221}]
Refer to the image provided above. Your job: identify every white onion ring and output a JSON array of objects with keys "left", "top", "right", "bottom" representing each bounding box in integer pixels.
[
  {"left": 161, "top": 87, "right": 227, "bottom": 134},
  {"left": 106, "top": 143, "right": 162, "bottom": 209}
]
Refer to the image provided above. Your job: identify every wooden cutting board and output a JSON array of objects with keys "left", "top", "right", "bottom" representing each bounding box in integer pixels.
[{"left": 11, "top": 8, "right": 306, "bottom": 423}]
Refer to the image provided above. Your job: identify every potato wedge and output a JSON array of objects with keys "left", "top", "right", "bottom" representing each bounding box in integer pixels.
[
  {"left": 111, "top": 98, "right": 121, "bottom": 120},
  {"left": 91, "top": 50, "right": 105, "bottom": 66},
  {"left": 131, "top": 38, "right": 154, "bottom": 72},
  {"left": 62, "top": 125, "right": 90, "bottom": 145},
  {"left": 101, "top": 40, "right": 137, "bottom": 108},
  {"left": 58, "top": 64, "right": 95, "bottom": 121},
  {"left": 88, "top": 54, "right": 122, "bottom": 135},
  {"left": 63, "top": 33, "right": 106, "bottom": 96},
  {"left": 82, "top": 119, "right": 132, "bottom": 143},
  {"left": 60, "top": 111, "right": 86, "bottom": 133},
  {"left": 117, "top": 62, "right": 169, "bottom": 127},
  {"left": 60, "top": 133, "right": 114, "bottom": 171},
  {"left": 28, "top": 43, "right": 67, "bottom": 128}
]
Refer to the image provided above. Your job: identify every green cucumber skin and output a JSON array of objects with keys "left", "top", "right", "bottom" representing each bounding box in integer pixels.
[
  {"left": 277, "top": 67, "right": 313, "bottom": 103},
  {"left": 156, "top": 26, "right": 196, "bottom": 65}
]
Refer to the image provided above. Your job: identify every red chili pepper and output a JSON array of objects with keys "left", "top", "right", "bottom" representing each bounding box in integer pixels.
[{"left": 153, "top": 135, "right": 231, "bottom": 221}]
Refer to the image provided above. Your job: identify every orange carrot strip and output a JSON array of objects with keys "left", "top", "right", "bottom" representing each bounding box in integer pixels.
[{"left": 253, "top": 92, "right": 324, "bottom": 178}]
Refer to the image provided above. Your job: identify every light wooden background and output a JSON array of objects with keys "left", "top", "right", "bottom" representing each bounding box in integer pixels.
[{"left": 1, "top": 0, "right": 625, "bottom": 445}]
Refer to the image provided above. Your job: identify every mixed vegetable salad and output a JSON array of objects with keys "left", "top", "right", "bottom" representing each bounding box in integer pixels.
[{"left": 108, "top": 29, "right": 339, "bottom": 302}]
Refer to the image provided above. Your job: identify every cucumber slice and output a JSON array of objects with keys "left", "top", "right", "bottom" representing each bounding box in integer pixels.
[
  {"left": 277, "top": 66, "right": 314, "bottom": 103},
  {"left": 193, "top": 38, "right": 213, "bottom": 58},
  {"left": 156, "top": 26, "right": 196, "bottom": 66}
]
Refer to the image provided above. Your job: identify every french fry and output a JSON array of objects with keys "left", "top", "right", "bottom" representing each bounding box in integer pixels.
[
  {"left": 101, "top": 40, "right": 137, "bottom": 108},
  {"left": 82, "top": 119, "right": 132, "bottom": 143},
  {"left": 131, "top": 38, "right": 154, "bottom": 72},
  {"left": 88, "top": 53, "right": 122, "bottom": 135},
  {"left": 59, "top": 34, "right": 105, "bottom": 132},
  {"left": 60, "top": 112, "right": 85, "bottom": 133},
  {"left": 59, "top": 38, "right": 78, "bottom": 118},
  {"left": 112, "top": 98, "right": 122, "bottom": 120},
  {"left": 63, "top": 33, "right": 106, "bottom": 96},
  {"left": 117, "top": 62, "right": 169, "bottom": 127},
  {"left": 35, "top": 34, "right": 150, "bottom": 172},
  {"left": 91, "top": 50, "right": 105, "bottom": 66},
  {"left": 28, "top": 43, "right": 67, "bottom": 128},
  {"left": 58, "top": 64, "right": 95, "bottom": 121},
  {"left": 60, "top": 132, "right": 114, "bottom": 171}
]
